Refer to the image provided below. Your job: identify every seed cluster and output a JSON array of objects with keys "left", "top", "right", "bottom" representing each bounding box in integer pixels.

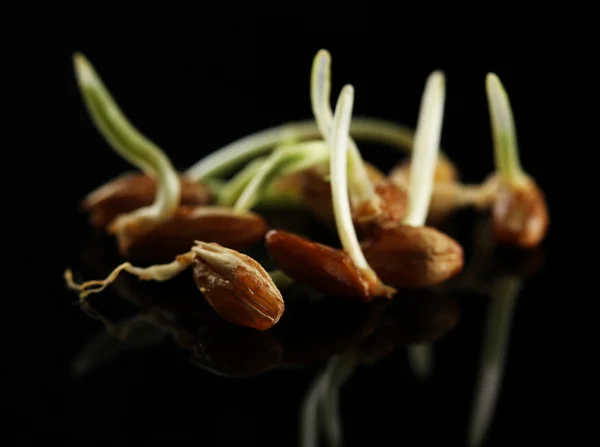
[{"left": 65, "top": 50, "right": 549, "bottom": 331}]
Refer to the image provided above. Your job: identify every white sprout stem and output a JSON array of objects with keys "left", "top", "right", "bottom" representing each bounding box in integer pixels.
[
  {"left": 185, "top": 117, "right": 432, "bottom": 181},
  {"left": 403, "top": 71, "right": 446, "bottom": 227},
  {"left": 486, "top": 73, "right": 526, "bottom": 186},
  {"left": 311, "top": 50, "right": 376, "bottom": 209},
  {"left": 330, "top": 85, "right": 373, "bottom": 272},
  {"left": 468, "top": 277, "right": 521, "bottom": 447},
  {"left": 233, "top": 142, "right": 329, "bottom": 211},
  {"left": 73, "top": 53, "right": 180, "bottom": 221}
]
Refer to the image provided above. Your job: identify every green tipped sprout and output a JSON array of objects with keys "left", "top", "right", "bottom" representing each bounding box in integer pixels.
[
  {"left": 403, "top": 71, "right": 446, "bottom": 227},
  {"left": 73, "top": 53, "right": 180, "bottom": 228},
  {"left": 486, "top": 73, "right": 526, "bottom": 186},
  {"left": 185, "top": 117, "right": 422, "bottom": 182},
  {"left": 217, "top": 157, "right": 268, "bottom": 207},
  {"left": 468, "top": 277, "right": 521, "bottom": 447},
  {"left": 311, "top": 50, "right": 379, "bottom": 213},
  {"left": 232, "top": 141, "right": 329, "bottom": 211}
]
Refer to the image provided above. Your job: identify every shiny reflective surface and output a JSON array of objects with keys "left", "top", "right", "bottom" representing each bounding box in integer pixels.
[
  {"left": 13, "top": 209, "right": 546, "bottom": 445},
  {"left": 13, "top": 26, "right": 570, "bottom": 443}
]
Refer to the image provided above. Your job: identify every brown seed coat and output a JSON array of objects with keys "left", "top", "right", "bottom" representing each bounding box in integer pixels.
[
  {"left": 82, "top": 172, "right": 213, "bottom": 229},
  {"left": 192, "top": 243, "right": 285, "bottom": 331},
  {"left": 491, "top": 178, "right": 549, "bottom": 248},
  {"left": 361, "top": 224, "right": 464, "bottom": 288},
  {"left": 114, "top": 206, "right": 268, "bottom": 261},
  {"left": 265, "top": 229, "right": 395, "bottom": 301}
]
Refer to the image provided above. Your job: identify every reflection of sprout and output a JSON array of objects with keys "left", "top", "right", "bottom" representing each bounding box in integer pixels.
[
  {"left": 467, "top": 276, "right": 522, "bottom": 447},
  {"left": 71, "top": 309, "right": 177, "bottom": 376},
  {"left": 300, "top": 350, "right": 358, "bottom": 447}
]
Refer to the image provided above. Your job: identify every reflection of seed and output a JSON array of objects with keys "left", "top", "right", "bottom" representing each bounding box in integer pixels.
[
  {"left": 82, "top": 172, "right": 212, "bottom": 229},
  {"left": 361, "top": 224, "right": 464, "bottom": 288},
  {"left": 191, "top": 242, "right": 285, "bottom": 331},
  {"left": 491, "top": 178, "right": 548, "bottom": 248},
  {"left": 113, "top": 206, "right": 268, "bottom": 261},
  {"left": 265, "top": 229, "right": 395, "bottom": 301}
]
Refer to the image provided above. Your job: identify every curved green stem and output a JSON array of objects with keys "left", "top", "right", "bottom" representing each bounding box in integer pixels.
[
  {"left": 73, "top": 53, "right": 180, "bottom": 223},
  {"left": 486, "top": 73, "right": 526, "bottom": 186},
  {"left": 403, "top": 71, "right": 446, "bottom": 227},
  {"left": 184, "top": 117, "right": 445, "bottom": 181},
  {"left": 217, "top": 157, "right": 267, "bottom": 207},
  {"left": 233, "top": 142, "right": 329, "bottom": 211}
]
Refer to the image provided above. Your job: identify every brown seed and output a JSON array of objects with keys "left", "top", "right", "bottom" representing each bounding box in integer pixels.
[
  {"left": 289, "top": 163, "right": 406, "bottom": 230},
  {"left": 360, "top": 224, "right": 464, "bottom": 288},
  {"left": 491, "top": 178, "right": 549, "bottom": 248},
  {"left": 82, "top": 172, "right": 213, "bottom": 229},
  {"left": 355, "top": 180, "right": 408, "bottom": 234},
  {"left": 265, "top": 229, "right": 396, "bottom": 301},
  {"left": 113, "top": 206, "right": 269, "bottom": 262},
  {"left": 293, "top": 164, "right": 337, "bottom": 228},
  {"left": 191, "top": 242, "right": 285, "bottom": 331}
]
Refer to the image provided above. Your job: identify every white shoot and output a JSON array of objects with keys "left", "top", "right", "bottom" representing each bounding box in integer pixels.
[
  {"left": 403, "top": 71, "right": 446, "bottom": 227},
  {"left": 329, "top": 85, "right": 373, "bottom": 273}
]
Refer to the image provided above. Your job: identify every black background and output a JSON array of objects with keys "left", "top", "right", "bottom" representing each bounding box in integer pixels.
[{"left": 5, "top": 7, "right": 595, "bottom": 446}]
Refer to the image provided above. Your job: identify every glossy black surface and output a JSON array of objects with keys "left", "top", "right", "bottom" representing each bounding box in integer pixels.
[{"left": 10, "top": 13, "right": 589, "bottom": 446}]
